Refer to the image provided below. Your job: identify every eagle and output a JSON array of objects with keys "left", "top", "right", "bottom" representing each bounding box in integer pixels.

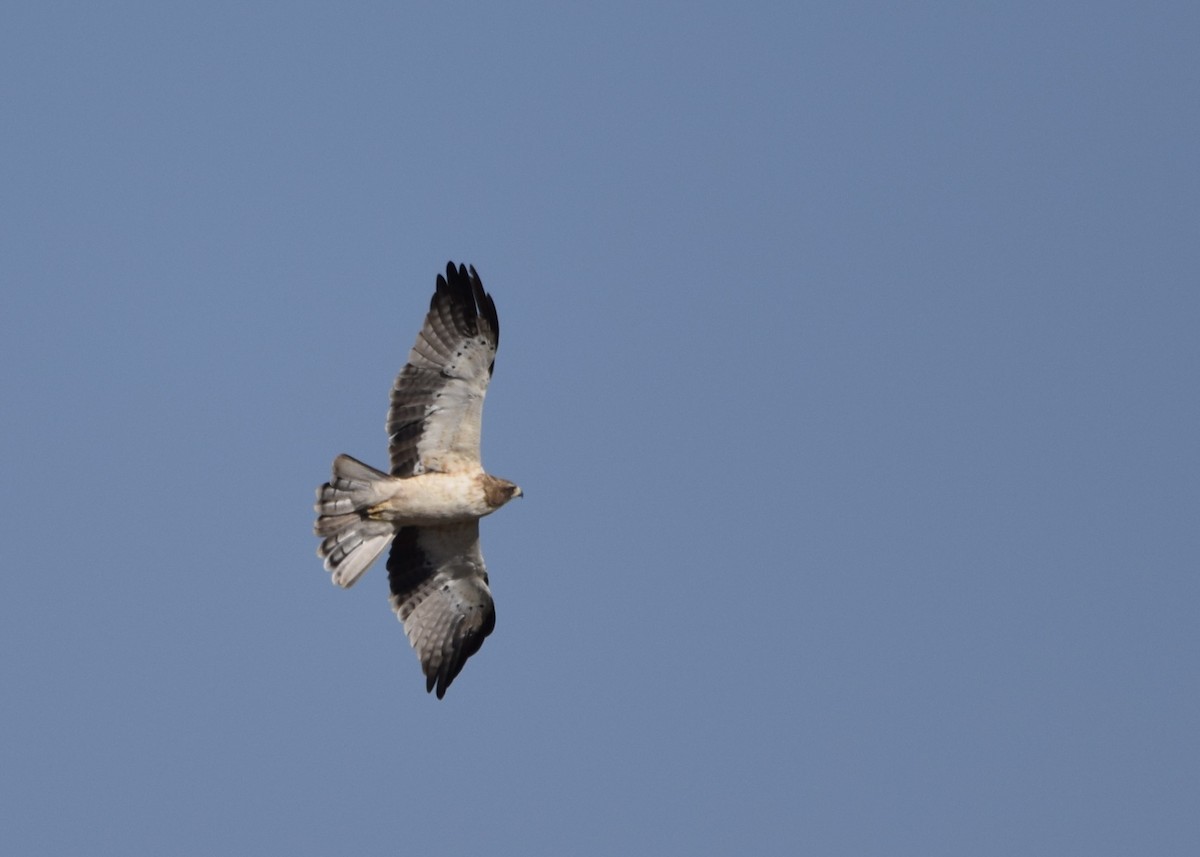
[{"left": 314, "top": 262, "right": 522, "bottom": 698}]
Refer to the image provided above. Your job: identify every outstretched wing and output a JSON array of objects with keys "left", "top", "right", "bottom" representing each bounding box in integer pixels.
[
  {"left": 388, "top": 262, "right": 499, "bottom": 477},
  {"left": 387, "top": 522, "right": 496, "bottom": 698}
]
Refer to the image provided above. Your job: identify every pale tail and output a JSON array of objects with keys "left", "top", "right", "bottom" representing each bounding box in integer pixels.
[{"left": 314, "top": 454, "right": 397, "bottom": 588}]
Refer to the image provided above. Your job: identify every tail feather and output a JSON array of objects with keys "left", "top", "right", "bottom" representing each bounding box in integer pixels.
[{"left": 314, "top": 455, "right": 397, "bottom": 588}]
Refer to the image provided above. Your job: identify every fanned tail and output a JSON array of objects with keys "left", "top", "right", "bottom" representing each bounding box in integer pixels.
[{"left": 314, "top": 454, "right": 396, "bottom": 587}]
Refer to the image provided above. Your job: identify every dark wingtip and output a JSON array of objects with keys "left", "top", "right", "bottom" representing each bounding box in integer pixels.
[
  {"left": 439, "top": 261, "right": 500, "bottom": 350},
  {"left": 429, "top": 664, "right": 452, "bottom": 700},
  {"left": 432, "top": 269, "right": 449, "bottom": 311},
  {"left": 422, "top": 607, "right": 496, "bottom": 700}
]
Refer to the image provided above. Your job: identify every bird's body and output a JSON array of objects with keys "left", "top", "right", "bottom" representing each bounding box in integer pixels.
[
  {"left": 319, "top": 458, "right": 511, "bottom": 528},
  {"left": 314, "top": 263, "right": 520, "bottom": 698}
]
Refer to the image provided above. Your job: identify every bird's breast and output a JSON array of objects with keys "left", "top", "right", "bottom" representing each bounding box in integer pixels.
[{"left": 367, "top": 471, "right": 492, "bottom": 526}]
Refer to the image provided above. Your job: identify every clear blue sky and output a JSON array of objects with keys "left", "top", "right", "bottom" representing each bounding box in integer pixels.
[{"left": 2, "top": 3, "right": 1197, "bottom": 855}]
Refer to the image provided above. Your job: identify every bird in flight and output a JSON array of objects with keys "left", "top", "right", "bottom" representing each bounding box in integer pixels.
[{"left": 314, "top": 262, "right": 521, "bottom": 698}]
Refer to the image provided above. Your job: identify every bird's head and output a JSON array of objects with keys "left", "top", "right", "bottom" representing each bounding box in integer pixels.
[{"left": 481, "top": 475, "right": 523, "bottom": 509}]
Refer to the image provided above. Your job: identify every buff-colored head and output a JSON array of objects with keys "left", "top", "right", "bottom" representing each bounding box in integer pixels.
[{"left": 480, "top": 474, "right": 523, "bottom": 510}]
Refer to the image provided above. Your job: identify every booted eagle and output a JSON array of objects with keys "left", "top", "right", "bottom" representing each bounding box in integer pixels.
[{"left": 314, "top": 263, "right": 521, "bottom": 698}]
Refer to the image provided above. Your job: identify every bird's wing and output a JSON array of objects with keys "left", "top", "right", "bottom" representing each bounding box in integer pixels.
[
  {"left": 387, "top": 262, "right": 499, "bottom": 477},
  {"left": 387, "top": 522, "right": 496, "bottom": 698}
]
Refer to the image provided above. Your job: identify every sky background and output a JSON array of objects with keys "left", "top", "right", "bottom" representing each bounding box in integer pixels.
[{"left": 2, "top": 2, "right": 1198, "bottom": 855}]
